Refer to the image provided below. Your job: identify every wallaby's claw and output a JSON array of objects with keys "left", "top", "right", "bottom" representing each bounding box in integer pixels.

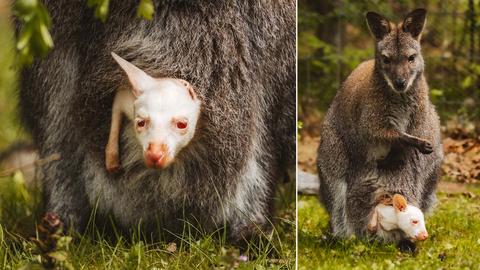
[
  {"left": 418, "top": 140, "right": 433, "bottom": 154},
  {"left": 106, "top": 164, "right": 120, "bottom": 173},
  {"left": 105, "top": 149, "right": 120, "bottom": 173}
]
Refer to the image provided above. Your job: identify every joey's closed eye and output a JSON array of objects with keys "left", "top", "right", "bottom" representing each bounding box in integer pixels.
[{"left": 411, "top": 220, "right": 419, "bottom": 225}]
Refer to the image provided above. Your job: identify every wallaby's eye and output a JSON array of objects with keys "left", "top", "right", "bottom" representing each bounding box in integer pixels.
[
  {"left": 137, "top": 119, "right": 146, "bottom": 128},
  {"left": 411, "top": 220, "right": 419, "bottom": 225},
  {"left": 382, "top": 56, "right": 390, "bottom": 64},
  {"left": 408, "top": 54, "right": 416, "bottom": 63},
  {"left": 176, "top": 121, "right": 188, "bottom": 129}
]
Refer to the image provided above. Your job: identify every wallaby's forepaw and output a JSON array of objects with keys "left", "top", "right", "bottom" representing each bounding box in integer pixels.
[
  {"left": 105, "top": 149, "right": 120, "bottom": 173},
  {"left": 367, "top": 223, "right": 377, "bottom": 233},
  {"left": 106, "top": 163, "right": 120, "bottom": 173},
  {"left": 417, "top": 140, "right": 433, "bottom": 154}
]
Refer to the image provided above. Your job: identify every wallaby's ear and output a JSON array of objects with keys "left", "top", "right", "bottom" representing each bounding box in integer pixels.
[
  {"left": 111, "top": 52, "right": 156, "bottom": 97},
  {"left": 366, "top": 11, "right": 391, "bottom": 40},
  {"left": 392, "top": 194, "right": 407, "bottom": 212},
  {"left": 176, "top": 79, "right": 197, "bottom": 100},
  {"left": 402, "top": 8, "right": 427, "bottom": 40}
]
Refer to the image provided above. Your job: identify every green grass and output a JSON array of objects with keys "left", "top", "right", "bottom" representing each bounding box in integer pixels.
[
  {"left": 298, "top": 185, "right": 480, "bottom": 270},
  {"left": 0, "top": 170, "right": 295, "bottom": 269}
]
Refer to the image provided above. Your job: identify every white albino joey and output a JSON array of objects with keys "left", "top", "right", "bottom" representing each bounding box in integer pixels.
[
  {"left": 368, "top": 194, "right": 428, "bottom": 242},
  {"left": 105, "top": 52, "right": 201, "bottom": 172}
]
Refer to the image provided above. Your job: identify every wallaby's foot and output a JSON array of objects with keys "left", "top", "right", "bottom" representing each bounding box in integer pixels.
[
  {"left": 417, "top": 139, "right": 433, "bottom": 154},
  {"left": 105, "top": 147, "right": 120, "bottom": 173},
  {"left": 397, "top": 239, "right": 417, "bottom": 253}
]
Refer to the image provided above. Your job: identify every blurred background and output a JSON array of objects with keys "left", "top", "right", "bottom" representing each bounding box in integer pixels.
[
  {"left": 299, "top": 0, "right": 480, "bottom": 135},
  {"left": 298, "top": 0, "right": 480, "bottom": 183}
]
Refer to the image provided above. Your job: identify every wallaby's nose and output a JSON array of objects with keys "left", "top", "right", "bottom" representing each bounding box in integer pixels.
[
  {"left": 145, "top": 143, "right": 169, "bottom": 169},
  {"left": 394, "top": 79, "right": 407, "bottom": 90},
  {"left": 416, "top": 231, "right": 428, "bottom": 241}
]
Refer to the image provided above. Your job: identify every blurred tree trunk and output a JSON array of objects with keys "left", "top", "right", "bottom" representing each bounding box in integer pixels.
[{"left": 469, "top": 0, "right": 475, "bottom": 63}]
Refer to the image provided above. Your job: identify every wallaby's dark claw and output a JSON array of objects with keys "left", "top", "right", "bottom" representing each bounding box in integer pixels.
[{"left": 418, "top": 141, "right": 433, "bottom": 154}]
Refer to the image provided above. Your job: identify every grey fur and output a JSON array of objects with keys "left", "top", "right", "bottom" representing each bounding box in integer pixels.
[
  {"left": 18, "top": 0, "right": 295, "bottom": 243},
  {"left": 317, "top": 9, "right": 443, "bottom": 242}
]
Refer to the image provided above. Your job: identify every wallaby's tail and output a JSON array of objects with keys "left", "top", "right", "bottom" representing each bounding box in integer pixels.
[{"left": 298, "top": 170, "right": 320, "bottom": 195}]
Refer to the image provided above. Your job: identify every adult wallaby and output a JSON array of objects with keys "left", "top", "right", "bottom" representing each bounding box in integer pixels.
[
  {"left": 317, "top": 8, "right": 443, "bottom": 244},
  {"left": 18, "top": 0, "right": 295, "bottom": 244}
]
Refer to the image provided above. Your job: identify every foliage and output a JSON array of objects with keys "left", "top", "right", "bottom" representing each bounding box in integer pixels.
[
  {"left": 137, "top": 0, "right": 155, "bottom": 21},
  {"left": 299, "top": 0, "right": 480, "bottom": 123},
  {"left": 87, "top": 0, "right": 110, "bottom": 22},
  {"left": 14, "top": 0, "right": 53, "bottom": 65},
  {"left": 14, "top": 0, "right": 156, "bottom": 66}
]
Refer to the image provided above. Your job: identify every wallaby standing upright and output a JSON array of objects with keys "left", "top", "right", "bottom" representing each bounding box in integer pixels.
[{"left": 317, "top": 9, "right": 443, "bottom": 243}]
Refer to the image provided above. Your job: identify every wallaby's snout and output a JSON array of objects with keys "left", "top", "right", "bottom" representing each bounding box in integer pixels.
[
  {"left": 416, "top": 231, "right": 428, "bottom": 241},
  {"left": 145, "top": 143, "right": 170, "bottom": 169},
  {"left": 394, "top": 78, "right": 407, "bottom": 91}
]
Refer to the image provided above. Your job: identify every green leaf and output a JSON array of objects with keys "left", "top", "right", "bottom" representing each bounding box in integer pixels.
[
  {"left": 17, "top": 26, "right": 33, "bottom": 51},
  {"left": 461, "top": 76, "right": 473, "bottom": 89},
  {"left": 47, "top": 251, "right": 68, "bottom": 261},
  {"left": 137, "top": 0, "right": 155, "bottom": 20},
  {"left": 39, "top": 23, "right": 54, "bottom": 49},
  {"left": 15, "top": 0, "right": 38, "bottom": 14},
  {"left": 430, "top": 89, "right": 444, "bottom": 97}
]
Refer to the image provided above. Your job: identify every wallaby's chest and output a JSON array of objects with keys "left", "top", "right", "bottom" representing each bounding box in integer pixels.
[
  {"left": 366, "top": 101, "right": 412, "bottom": 162},
  {"left": 367, "top": 144, "right": 391, "bottom": 162}
]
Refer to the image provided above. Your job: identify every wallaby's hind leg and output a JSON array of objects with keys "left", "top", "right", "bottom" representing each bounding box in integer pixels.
[
  {"left": 420, "top": 158, "right": 442, "bottom": 213},
  {"left": 317, "top": 123, "right": 349, "bottom": 237}
]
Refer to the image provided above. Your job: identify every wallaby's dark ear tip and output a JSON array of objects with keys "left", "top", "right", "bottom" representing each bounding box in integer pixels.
[
  {"left": 366, "top": 11, "right": 381, "bottom": 21},
  {"left": 413, "top": 8, "right": 427, "bottom": 16},
  {"left": 366, "top": 11, "right": 390, "bottom": 40},
  {"left": 403, "top": 8, "right": 427, "bottom": 39}
]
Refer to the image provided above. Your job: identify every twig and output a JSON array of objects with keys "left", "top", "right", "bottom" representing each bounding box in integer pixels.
[{"left": 0, "top": 153, "right": 61, "bottom": 178}]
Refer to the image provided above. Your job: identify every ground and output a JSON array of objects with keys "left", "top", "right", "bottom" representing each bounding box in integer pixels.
[{"left": 298, "top": 134, "right": 480, "bottom": 270}]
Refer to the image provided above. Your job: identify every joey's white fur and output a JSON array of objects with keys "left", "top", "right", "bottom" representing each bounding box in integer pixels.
[
  {"left": 368, "top": 194, "right": 428, "bottom": 242},
  {"left": 106, "top": 52, "right": 201, "bottom": 171}
]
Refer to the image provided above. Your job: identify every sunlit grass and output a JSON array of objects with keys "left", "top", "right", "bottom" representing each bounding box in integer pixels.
[
  {"left": 298, "top": 185, "right": 480, "bottom": 270},
  {"left": 0, "top": 172, "right": 295, "bottom": 269}
]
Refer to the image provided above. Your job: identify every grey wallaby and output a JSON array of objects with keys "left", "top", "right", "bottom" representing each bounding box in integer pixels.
[
  {"left": 317, "top": 8, "right": 443, "bottom": 243},
  {"left": 18, "top": 0, "right": 295, "bottom": 244}
]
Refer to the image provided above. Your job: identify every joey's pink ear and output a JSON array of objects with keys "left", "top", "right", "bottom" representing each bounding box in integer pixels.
[
  {"left": 392, "top": 194, "right": 407, "bottom": 212},
  {"left": 177, "top": 79, "right": 197, "bottom": 100},
  {"left": 111, "top": 52, "right": 156, "bottom": 97}
]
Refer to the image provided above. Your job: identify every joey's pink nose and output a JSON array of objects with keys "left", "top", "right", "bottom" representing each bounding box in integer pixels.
[
  {"left": 416, "top": 231, "right": 428, "bottom": 241},
  {"left": 145, "top": 143, "right": 170, "bottom": 169}
]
